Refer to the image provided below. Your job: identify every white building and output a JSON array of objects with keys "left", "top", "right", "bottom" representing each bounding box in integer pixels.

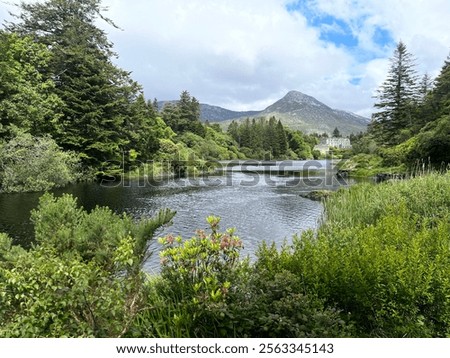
[{"left": 314, "top": 137, "right": 352, "bottom": 154}]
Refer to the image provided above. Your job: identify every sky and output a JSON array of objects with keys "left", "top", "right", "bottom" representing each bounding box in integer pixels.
[{"left": 1, "top": 0, "right": 450, "bottom": 117}]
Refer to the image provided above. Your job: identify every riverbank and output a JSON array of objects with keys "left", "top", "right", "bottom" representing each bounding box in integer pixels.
[
  {"left": 335, "top": 153, "right": 407, "bottom": 178},
  {"left": 1, "top": 171, "right": 449, "bottom": 337}
]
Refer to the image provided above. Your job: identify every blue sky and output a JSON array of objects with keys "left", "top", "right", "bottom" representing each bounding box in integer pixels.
[{"left": 1, "top": 0, "right": 449, "bottom": 117}]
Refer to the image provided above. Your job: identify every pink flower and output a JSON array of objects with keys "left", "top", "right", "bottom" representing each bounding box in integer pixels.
[{"left": 165, "top": 235, "right": 175, "bottom": 245}]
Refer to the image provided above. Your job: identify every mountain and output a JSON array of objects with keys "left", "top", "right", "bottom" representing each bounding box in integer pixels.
[
  {"left": 159, "top": 91, "right": 370, "bottom": 135},
  {"left": 199, "top": 104, "right": 260, "bottom": 122},
  {"left": 256, "top": 91, "right": 369, "bottom": 135},
  {"left": 213, "top": 91, "right": 369, "bottom": 135},
  {"left": 157, "top": 101, "right": 259, "bottom": 121}
]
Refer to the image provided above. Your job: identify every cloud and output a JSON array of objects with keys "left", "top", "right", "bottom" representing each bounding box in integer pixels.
[{"left": 1, "top": 0, "right": 449, "bottom": 117}]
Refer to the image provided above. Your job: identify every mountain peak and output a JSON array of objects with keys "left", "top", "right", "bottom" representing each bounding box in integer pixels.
[
  {"left": 284, "top": 90, "right": 311, "bottom": 101},
  {"left": 183, "top": 90, "right": 369, "bottom": 135},
  {"left": 264, "top": 90, "right": 326, "bottom": 114}
]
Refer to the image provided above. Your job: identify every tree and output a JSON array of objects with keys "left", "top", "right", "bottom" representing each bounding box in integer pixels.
[
  {"left": 332, "top": 127, "right": 341, "bottom": 138},
  {"left": 409, "top": 55, "right": 450, "bottom": 165},
  {"left": 276, "top": 120, "right": 288, "bottom": 157},
  {"left": 371, "top": 41, "right": 419, "bottom": 145},
  {"left": 6, "top": 0, "right": 142, "bottom": 171},
  {"left": 124, "top": 94, "right": 160, "bottom": 164},
  {"left": 418, "top": 73, "right": 434, "bottom": 103},
  {"left": 0, "top": 31, "right": 63, "bottom": 137},
  {"left": 430, "top": 55, "right": 450, "bottom": 116}
]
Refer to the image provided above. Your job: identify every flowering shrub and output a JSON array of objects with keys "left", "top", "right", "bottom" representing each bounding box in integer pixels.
[
  {"left": 159, "top": 216, "right": 243, "bottom": 305},
  {"left": 156, "top": 216, "right": 247, "bottom": 336}
]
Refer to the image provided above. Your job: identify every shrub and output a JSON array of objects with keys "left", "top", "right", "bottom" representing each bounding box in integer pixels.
[
  {"left": 132, "top": 218, "right": 354, "bottom": 338},
  {"left": 153, "top": 216, "right": 248, "bottom": 337},
  {"left": 0, "top": 193, "right": 175, "bottom": 337},
  {"left": 0, "top": 132, "right": 80, "bottom": 193}
]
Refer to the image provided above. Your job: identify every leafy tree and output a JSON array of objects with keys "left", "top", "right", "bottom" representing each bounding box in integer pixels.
[
  {"left": 371, "top": 41, "right": 419, "bottom": 145},
  {"left": 0, "top": 31, "right": 63, "bottom": 137}
]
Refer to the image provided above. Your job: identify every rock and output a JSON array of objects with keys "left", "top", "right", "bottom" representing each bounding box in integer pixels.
[
  {"left": 375, "top": 173, "right": 406, "bottom": 183},
  {"left": 299, "top": 190, "right": 334, "bottom": 201}
]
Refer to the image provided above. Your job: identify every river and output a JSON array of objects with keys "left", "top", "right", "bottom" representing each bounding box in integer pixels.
[{"left": 0, "top": 160, "right": 357, "bottom": 272}]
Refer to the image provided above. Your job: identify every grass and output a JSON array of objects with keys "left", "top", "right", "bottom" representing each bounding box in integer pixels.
[
  {"left": 322, "top": 171, "right": 450, "bottom": 229},
  {"left": 337, "top": 153, "right": 407, "bottom": 177}
]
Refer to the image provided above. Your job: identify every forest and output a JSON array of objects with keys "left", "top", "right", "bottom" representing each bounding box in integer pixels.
[
  {"left": 343, "top": 41, "right": 450, "bottom": 176},
  {"left": 0, "top": 0, "right": 450, "bottom": 339},
  {"left": 0, "top": 0, "right": 320, "bottom": 194}
]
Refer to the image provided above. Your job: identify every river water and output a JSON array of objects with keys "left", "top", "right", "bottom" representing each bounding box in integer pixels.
[{"left": 0, "top": 160, "right": 356, "bottom": 272}]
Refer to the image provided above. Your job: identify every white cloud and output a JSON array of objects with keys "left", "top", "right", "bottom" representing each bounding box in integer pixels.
[{"left": 1, "top": 0, "right": 449, "bottom": 117}]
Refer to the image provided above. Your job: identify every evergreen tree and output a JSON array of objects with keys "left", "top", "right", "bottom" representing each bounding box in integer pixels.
[
  {"left": 6, "top": 0, "right": 142, "bottom": 170},
  {"left": 332, "top": 127, "right": 341, "bottom": 138},
  {"left": 161, "top": 91, "right": 205, "bottom": 136},
  {"left": 227, "top": 120, "right": 240, "bottom": 145},
  {"left": 418, "top": 73, "right": 434, "bottom": 103},
  {"left": 371, "top": 41, "right": 419, "bottom": 145},
  {"left": 276, "top": 120, "right": 288, "bottom": 156},
  {"left": 410, "top": 55, "right": 450, "bottom": 165},
  {"left": 430, "top": 55, "right": 450, "bottom": 116},
  {"left": 125, "top": 94, "right": 160, "bottom": 163}
]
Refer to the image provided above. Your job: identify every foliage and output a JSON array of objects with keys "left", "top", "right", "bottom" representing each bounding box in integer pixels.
[
  {"left": 227, "top": 117, "right": 314, "bottom": 159},
  {"left": 407, "top": 57, "right": 450, "bottom": 166},
  {"left": 6, "top": 0, "right": 145, "bottom": 171},
  {"left": 230, "top": 263, "right": 355, "bottom": 338},
  {"left": 0, "top": 31, "right": 63, "bottom": 137},
  {"left": 161, "top": 91, "right": 205, "bottom": 136},
  {"left": 359, "top": 46, "right": 450, "bottom": 173},
  {"left": 0, "top": 193, "right": 174, "bottom": 337},
  {"left": 131, "top": 217, "right": 248, "bottom": 337},
  {"left": 131, "top": 217, "right": 353, "bottom": 338},
  {"left": 337, "top": 153, "right": 406, "bottom": 177},
  {"left": 0, "top": 131, "right": 80, "bottom": 193},
  {"left": 255, "top": 173, "right": 450, "bottom": 337}
]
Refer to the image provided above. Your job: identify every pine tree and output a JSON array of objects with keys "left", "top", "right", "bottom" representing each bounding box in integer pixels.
[
  {"left": 371, "top": 41, "right": 419, "bottom": 145},
  {"left": 431, "top": 55, "right": 450, "bottom": 116},
  {"left": 276, "top": 120, "right": 288, "bottom": 156},
  {"left": 332, "top": 127, "right": 341, "bottom": 138},
  {"left": 418, "top": 73, "right": 434, "bottom": 103}
]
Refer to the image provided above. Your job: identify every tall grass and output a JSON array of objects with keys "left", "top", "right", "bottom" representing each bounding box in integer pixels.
[
  {"left": 322, "top": 171, "right": 450, "bottom": 230},
  {"left": 282, "top": 171, "right": 450, "bottom": 337}
]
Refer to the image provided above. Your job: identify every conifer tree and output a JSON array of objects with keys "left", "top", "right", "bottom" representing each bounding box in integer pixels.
[{"left": 371, "top": 41, "right": 419, "bottom": 145}]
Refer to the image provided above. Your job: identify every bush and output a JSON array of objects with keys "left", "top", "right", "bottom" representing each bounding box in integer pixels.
[
  {"left": 137, "top": 216, "right": 249, "bottom": 337},
  {"left": 0, "top": 132, "right": 80, "bottom": 193},
  {"left": 0, "top": 193, "right": 175, "bottom": 337}
]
